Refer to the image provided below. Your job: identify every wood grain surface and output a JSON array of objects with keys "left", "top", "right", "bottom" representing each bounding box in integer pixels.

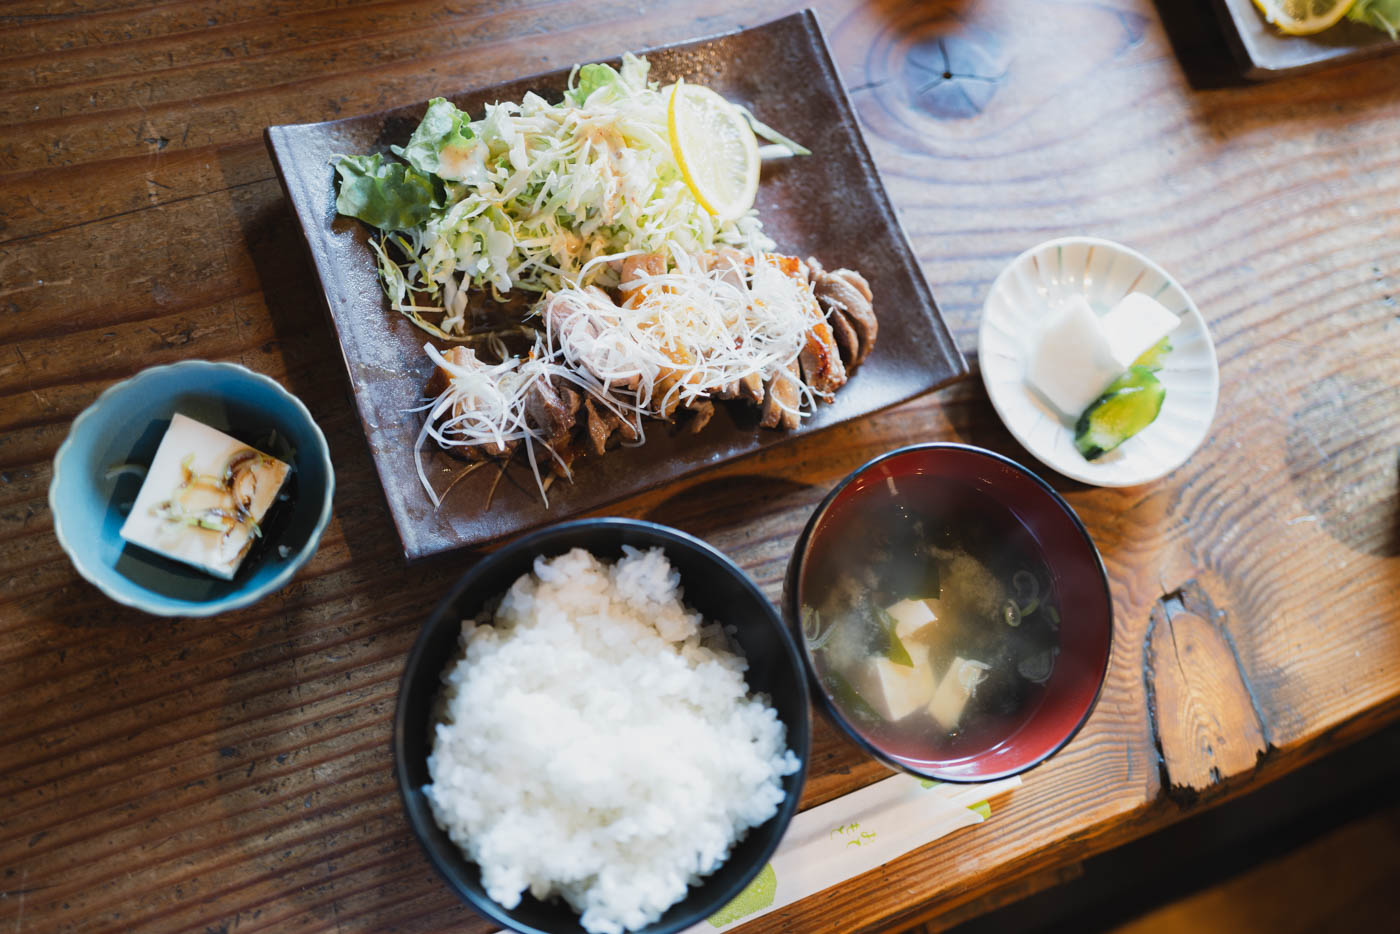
[{"left": 3, "top": 1, "right": 1398, "bottom": 932}]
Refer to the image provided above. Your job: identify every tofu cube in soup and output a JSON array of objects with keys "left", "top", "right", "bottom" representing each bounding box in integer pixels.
[
  {"left": 859, "top": 655, "right": 937, "bottom": 721},
  {"left": 886, "top": 597, "right": 941, "bottom": 644},
  {"left": 119, "top": 414, "right": 291, "bottom": 580},
  {"left": 928, "top": 656, "right": 991, "bottom": 731}
]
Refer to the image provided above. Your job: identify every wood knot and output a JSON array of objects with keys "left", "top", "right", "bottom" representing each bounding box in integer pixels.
[{"left": 903, "top": 33, "right": 1007, "bottom": 119}]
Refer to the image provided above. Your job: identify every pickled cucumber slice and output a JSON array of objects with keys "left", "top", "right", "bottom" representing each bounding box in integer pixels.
[
  {"left": 1132, "top": 337, "right": 1172, "bottom": 372},
  {"left": 1074, "top": 366, "right": 1165, "bottom": 460}
]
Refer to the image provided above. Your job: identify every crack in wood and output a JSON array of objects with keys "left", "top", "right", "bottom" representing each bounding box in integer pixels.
[{"left": 1141, "top": 605, "right": 1172, "bottom": 787}]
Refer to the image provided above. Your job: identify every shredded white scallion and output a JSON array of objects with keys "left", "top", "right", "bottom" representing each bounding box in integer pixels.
[
  {"left": 545, "top": 250, "right": 822, "bottom": 416},
  {"left": 957, "top": 659, "right": 993, "bottom": 695},
  {"left": 415, "top": 250, "right": 833, "bottom": 506}
]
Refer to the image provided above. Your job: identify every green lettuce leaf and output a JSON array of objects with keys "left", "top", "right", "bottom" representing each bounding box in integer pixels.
[
  {"left": 391, "top": 97, "right": 474, "bottom": 177},
  {"left": 571, "top": 63, "right": 622, "bottom": 105},
  {"left": 1349, "top": 0, "right": 1400, "bottom": 37},
  {"left": 332, "top": 153, "right": 438, "bottom": 231}
]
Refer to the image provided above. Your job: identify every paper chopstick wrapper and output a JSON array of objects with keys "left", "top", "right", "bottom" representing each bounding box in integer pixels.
[
  {"left": 691, "top": 772, "right": 1022, "bottom": 931},
  {"left": 484, "top": 772, "right": 1020, "bottom": 934}
]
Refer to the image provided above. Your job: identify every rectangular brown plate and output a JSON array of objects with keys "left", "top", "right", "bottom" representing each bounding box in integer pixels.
[
  {"left": 266, "top": 9, "right": 966, "bottom": 560},
  {"left": 1212, "top": 0, "right": 1398, "bottom": 79}
]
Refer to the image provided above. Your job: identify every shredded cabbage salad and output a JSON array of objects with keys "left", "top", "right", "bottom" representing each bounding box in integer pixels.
[
  {"left": 334, "top": 54, "right": 775, "bottom": 337},
  {"left": 333, "top": 55, "right": 826, "bottom": 507}
]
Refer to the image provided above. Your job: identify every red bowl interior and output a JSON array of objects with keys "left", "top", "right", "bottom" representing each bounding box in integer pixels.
[{"left": 789, "top": 444, "right": 1112, "bottom": 781}]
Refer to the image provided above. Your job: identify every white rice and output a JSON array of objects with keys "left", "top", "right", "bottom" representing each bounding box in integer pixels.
[{"left": 424, "top": 546, "right": 800, "bottom": 934}]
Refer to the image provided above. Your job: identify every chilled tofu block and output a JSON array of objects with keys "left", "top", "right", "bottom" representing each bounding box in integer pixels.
[
  {"left": 1024, "top": 296, "right": 1122, "bottom": 418},
  {"left": 886, "top": 597, "right": 939, "bottom": 644},
  {"left": 928, "top": 657, "right": 990, "bottom": 730},
  {"left": 1100, "top": 293, "right": 1181, "bottom": 369},
  {"left": 858, "top": 655, "right": 936, "bottom": 722},
  {"left": 119, "top": 414, "right": 291, "bottom": 580}
]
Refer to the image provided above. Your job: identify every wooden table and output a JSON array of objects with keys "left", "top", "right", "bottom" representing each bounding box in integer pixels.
[{"left": 3, "top": 1, "right": 1397, "bottom": 931}]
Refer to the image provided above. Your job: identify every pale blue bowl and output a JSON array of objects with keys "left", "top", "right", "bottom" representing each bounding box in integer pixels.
[{"left": 49, "top": 361, "right": 335, "bottom": 617}]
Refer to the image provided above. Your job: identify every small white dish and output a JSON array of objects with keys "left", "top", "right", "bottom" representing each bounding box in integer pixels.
[{"left": 978, "top": 237, "right": 1219, "bottom": 487}]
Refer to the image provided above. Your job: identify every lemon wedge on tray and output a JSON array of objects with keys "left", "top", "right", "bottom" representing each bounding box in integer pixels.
[
  {"left": 668, "top": 81, "right": 760, "bottom": 221},
  {"left": 1252, "top": 0, "right": 1354, "bottom": 35}
]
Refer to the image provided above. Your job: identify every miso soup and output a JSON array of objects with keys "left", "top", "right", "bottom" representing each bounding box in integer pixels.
[{"left": 800, "top": 474, "right": 1061, "bottom": 761}]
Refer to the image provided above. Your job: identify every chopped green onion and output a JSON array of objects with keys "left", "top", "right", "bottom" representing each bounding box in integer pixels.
[
  {"left": 1002, "top": 601, "right": 1022, "bottom": 628},
  {"left": 1012, "top": 569, "right": 1040, "bottom": 616}
]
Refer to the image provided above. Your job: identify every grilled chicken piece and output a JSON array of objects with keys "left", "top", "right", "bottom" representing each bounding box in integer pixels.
[
  {"left": 823, "top": 272, "right": 877, "bottom": 365},
  {"left": 799, "top": 316, "right": 847, "bottom": 398},
  {"left": 807, "top": 258, "right": 877, "bottom": 369},
  {"left": 619, "top": 252, "right": 667, "bottom": 306},
  {"left": 425, "top": 345, "right": 516, "bottom": 459},
  {"left": 582, "top": 397, "right": 640, "bottom": 455},
  {"left": 759, "top": 360, "right": 803, "bottom": 430},
  {"left": 828, "top": 306, "right": 860, "bottom": 365},
  {"left": 583, "top": 397, "right": 618, "bottom": 456},
  {"left": 620, "top": 252, "right": 666, "bottom": 284},
  {"left": 651, "top": 377, "right": 685, "bottom": 420},
  {"left": 548, "top": 439, "right": 582, "bottom": 477},
  {"left": 425, "top": 344, "right": 474, "bottom": 400},
  {"left": 685, "top": 399, "right": 715, "bottom": 434},
  {"left": 440, "top": 253, "right": 876, "bottom": 489},
  {"left": 525, "top": 376, "right": 575, "bottom": 446},
  {"left": 714, "top": 372, "right": 764, "bottom": 403},
  {"left": 543, "top": 285, "right": 649, "bottom": 390},
  {"left": 554, "top": 379, "right": 582, "bottom": 421},
  {"left": 702, "top": 247, "right": 747, "bottom": 289},
  {"left": 541, "top": 285, "right": 609, "bottom": 343},
  {"left": 740, "top": 371, "right": 765, "bottom": 403},
  {"left": 760, "top": 253, "right": 846, "bottom": 398}
]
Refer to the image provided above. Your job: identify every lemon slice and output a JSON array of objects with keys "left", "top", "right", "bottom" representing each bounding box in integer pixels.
[
  {"left": 1252, "top": 0, "right": 1354, "bottom": 35},
  {"left": 667, "top": 81, "right": 760, "bottom": 221}
]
